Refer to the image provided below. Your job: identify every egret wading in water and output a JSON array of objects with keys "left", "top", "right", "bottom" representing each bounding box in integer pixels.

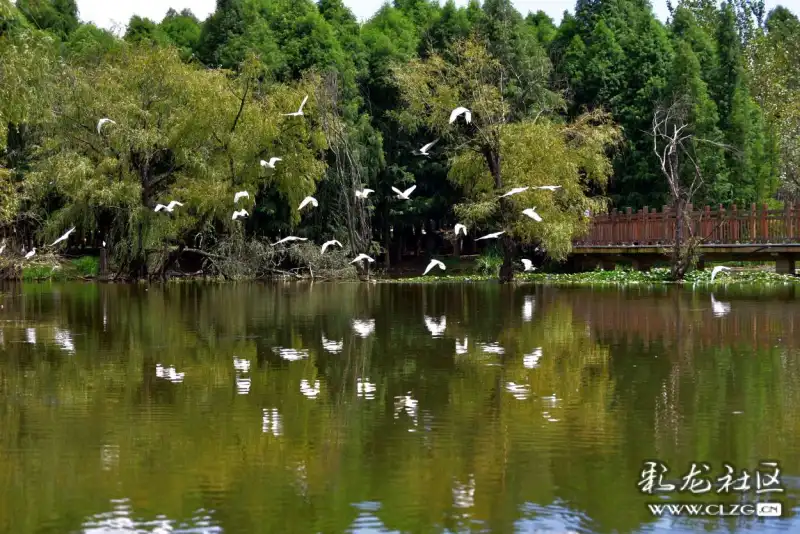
[
  {"left": 423, "top": 259, "right": 445, "bottom": 276},
  {"left": 710, "top": 265, "right": 731, "bottom": 283}
]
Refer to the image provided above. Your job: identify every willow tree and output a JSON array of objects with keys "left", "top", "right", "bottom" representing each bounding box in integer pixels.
[
  {"left": 23, "top": 46, "right": 327, "bottom": 278},
  {"left": 392, "top": 36, "right": 620, "bottom": 281}
]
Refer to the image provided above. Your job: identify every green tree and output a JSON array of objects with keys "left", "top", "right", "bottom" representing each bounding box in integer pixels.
[
  {"left": 15, "top": 0, "right": 78, "bottom": 40},
  {"left": 393, "top": 37, "right": 620, "bottom": 281}
]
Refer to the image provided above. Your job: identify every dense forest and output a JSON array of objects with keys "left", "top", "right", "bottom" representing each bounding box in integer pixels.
[{"left": 0, "top": 0, "right": 798, "bottom": 280}]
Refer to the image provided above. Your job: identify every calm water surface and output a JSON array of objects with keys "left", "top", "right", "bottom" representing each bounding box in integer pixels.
[{"left": 1, "top": 281, "right": 799, "bottom": 534}]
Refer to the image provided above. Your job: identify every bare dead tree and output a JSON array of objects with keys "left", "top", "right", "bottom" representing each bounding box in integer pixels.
[
  {"left": 314, "top": 71, "right": 373, "bottom": 255},
  {"left": 652, "top": 97, "right": 707, "bottom": 280}
]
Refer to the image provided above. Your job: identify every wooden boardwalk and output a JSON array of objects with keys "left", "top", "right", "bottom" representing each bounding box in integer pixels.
[{"left": 571, "top": 203, "right": 800, "bottom": 273}]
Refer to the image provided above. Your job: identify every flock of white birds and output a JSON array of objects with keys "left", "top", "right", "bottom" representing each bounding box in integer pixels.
[{"left": 37, "top": 99, "right": 559, "bottom": 275}]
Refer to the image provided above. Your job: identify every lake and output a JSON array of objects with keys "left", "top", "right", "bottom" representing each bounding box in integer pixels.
[{"left": 0, "top": 281, "right": 799, "bottom": 533}]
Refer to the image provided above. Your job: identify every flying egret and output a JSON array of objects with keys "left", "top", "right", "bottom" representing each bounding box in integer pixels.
[
  {"left": 0, "top": 243, "right": 5, "bottom": 254},
  {"left": 355, "top": 188, "right": 374, "bottom": 199},
  {"left": 454, "top": 223, "right": 467, "bottom": 237},
  {"left": 272, "top": 236, "right": 308, "bottom": 246},
  {"left": 476, "top": 231, "right": 505, "bottom": 241},
  {"left": 283, "top": 95, "right": 309, "bottom": 116},
  {"left": 320, "top": 240, "right": 342, "bottom": 254},
  {"left": 500, "top": 187, "right": 530, "bottom": 198},
  {"left": 536, "top": 185, "right": 562, "bottom": 191},
  {"left": 234, "top": 191, "right": 249, "bottom": 203},
  {"left": 391, "top": 185, "right": 416, "bottom": 200},
  {"left": 710, "top": 265, "right": 731, "bottom": 283},
  {"left": 414, "top": 139, "right": 439, "bottom": 157},
  {"left": 423, "top": 259, "right": 446, "bottom": 275},
  {"left": 96, "top": 118, "right": 116, "bottom": 134},
  {"left": 232, "top": 209, "right": 249, "bottom": 220},
  {"left": 260, "top": 157, "right": 282, "bottom": 169},
  {"left": 449, "top": 106, "right": 472, "bottom": 124},
  {"left": 102, "top": 241, "right": 106, "bottom": 247},
  {"left": 50, "top": 227, "right": 76, "bottom": 247},
  {"left": 521, "top": 259, "right": 536, "bottom": 271},
  {"left": 154, "top": 201, "right": 183, "bottom": 212},
  {"left": 350, "top": 253, "right": 375, "bottom": 264},
  {"left": 522, "top": 207, "right": 543, "bottom": 222},
  {"left": 25, "top": 248, "right": 36, "bottom": 259},
  {"left": 298, "top": 196, "right": 318, "bottom": 211}
]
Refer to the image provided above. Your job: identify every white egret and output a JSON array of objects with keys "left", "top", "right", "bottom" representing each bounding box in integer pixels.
[
  {"left": 154, "top": 200, "right": 183, "bottom": 212},
  {"left": 454, "top": 223, "right": 467, "bottom": 237},
  {"left": 260, "top": 157, "right": 282, "bottom": 169},
  {"left": 102, "top": 241, "right": 106, "bottom": 247},
  {"left": 355, "top": 188, "right": 374, "bottom": 199},
  {"left": 234, "top": 191, "right": 249, "bottom": 203},
  {"left": 500, "top": 186, "right": 530, "bottom": 198},
  {"left": 96, "top": 118, "right": 116, "bottom": 134},
  {"left": 0, "top": 243, "right": 5, "bottom": 254},
  {"left": 350, "top": 253, "right": 375, "bottom": 264},
  {"left": 521, "top": 259, "right": 535, "bottom": 271},
  {"left": 25, "top": 248, "right": 36, "bottom": 259},
  {"left": 232, "top": 209, "right": 249, "bottom": 220},
  {"left": 283, "top": 95, "right": 309, "bottom": 116},
  {"left": 414, "top": 139, "right": 439, "bottom": 157},
  {"left": 710, "top": 265, "right": 731, "bottom": 283},
  {"left": 423, "top": 259, "right": 446, "bottom": 275},
  {"left": 50, "top": 227, "right": 76, "bottom": 247},
  {"left": 449, "top": 106, "right": 472, "bottom": 124},
  {"left": 320, "top": 240, "right": 342, "bottom": 254},
  {"left": 476, "top": 231, "right": 505, "bottom": 241},
  {"left": 535, "top": 185, "right": 562, "bottom": 191},
  {"left": 522, "top": 207, "right": 542, "bottom": 222},
  {"left": 298, "top": 196, "right": 318, "bottom": 211},
  {"left": 272, "top": 236, "right": 308, "bottom": 246},
  {"left": 391, "top": 185, "right": 416, "bottom": 200}
]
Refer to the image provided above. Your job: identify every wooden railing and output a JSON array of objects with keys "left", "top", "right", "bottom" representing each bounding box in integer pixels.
[{"left": 575, "top": 203, "right": 800, "bottom": 247}]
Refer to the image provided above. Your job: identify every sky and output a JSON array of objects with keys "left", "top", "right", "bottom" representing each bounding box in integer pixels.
[{"left": 73, "top": 0, "right": 798, "bottom": 33}]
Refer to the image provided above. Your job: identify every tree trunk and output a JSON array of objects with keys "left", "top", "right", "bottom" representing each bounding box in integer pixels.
[{"left": 499, "top": 234, "right": 515, "bottom": 283}]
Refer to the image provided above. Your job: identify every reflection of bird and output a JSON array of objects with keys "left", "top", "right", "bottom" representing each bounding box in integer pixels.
[
  {"left": 298, "top": 196, "right": 318, "bottom": 211},
  {"left": 391, "top": 185, "right": 416, "bottom": 200},
  {"left": 320, "top": 240, "right": 342, "bottom": 254},
  {"left": 260, "top": 157, "right": 282, "bottom": 168},
  {"left": 521, "top": 259, "right": 535, "bottom": 271},
  {"left": 283, "top": 95, "right": 309, "bottom": 116},
  {"left": 352, "top": 319, "right": 375, "bottom": 338},
  {"left": 355, "top": 188, "right": 374, "bottom": 199},
  {"left": 322, "top": 335, "right": 343, "bottom": 353},
  {"left": 522, "top": 294, "right": 535, "bottom": 322},
  {"left": 522, "top": 207, "right": 542, "bottom": 222},
  {"left": 50, "top": 227, "right": 75, "bottom": 247},
  {"left": 272, "top": 236, "right": 307, "bottom": 246},
  {"left": 500, "top": 186, "right": 529, "bottom": 198},
  {"left": 449, "top": 106, "right": 472, "bottom": 124},
  {"left": 454, "top": 223, "right": 467, "bottom": 236},
  {"left": 524, "top": 347, "right": 542, "bottom": 368},
  {"left": 234, "top": 191, "right": 249, "bottom": 203},
  {"left": 455, "top": 337, "right": 468, "bottom": 355},
  {"left": 350, "top": 253, "right": 375, "bottom": 264},
  {"left": 710, "top": 265, "right": 731, "bottom": 283},
  {"left": 424, "top": 315, "right": 447, "bottom": 337},
  {"left": 96, "top": 118, "right": 116, "bottom": 134},
  {"left": 476, "top": 231, "right": 505, "bottom": 241},
  {"left": 25, "top": 248, "right": 36, "bottom": 259},
  {"left": 232, "top": 209, "right": 249, "bottom": 220},
  {"left": 710, "top": 294, "right": 731, "bottom": 317},
  {"left": 414, "top": 139, "right": 439, "bottom": 157},
  {"left": 423, "top": 259, "right": 445, "bottom": 275},
  {"left": 154, "top": 200, "right": 183, "bottom": 212}
]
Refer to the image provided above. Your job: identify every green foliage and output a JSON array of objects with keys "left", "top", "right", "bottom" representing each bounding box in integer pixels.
[{"left": 474, "top": 248, "right": 503, "bottom": 276}]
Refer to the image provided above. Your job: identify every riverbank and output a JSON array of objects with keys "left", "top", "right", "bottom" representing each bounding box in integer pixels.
[{"left": 4, "top": 253, "right": 799, "bottom": 287}]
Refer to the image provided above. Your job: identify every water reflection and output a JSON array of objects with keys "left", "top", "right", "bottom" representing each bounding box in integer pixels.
[{"left": 0, "top": 282, "right": 798, "bottom": 533}]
